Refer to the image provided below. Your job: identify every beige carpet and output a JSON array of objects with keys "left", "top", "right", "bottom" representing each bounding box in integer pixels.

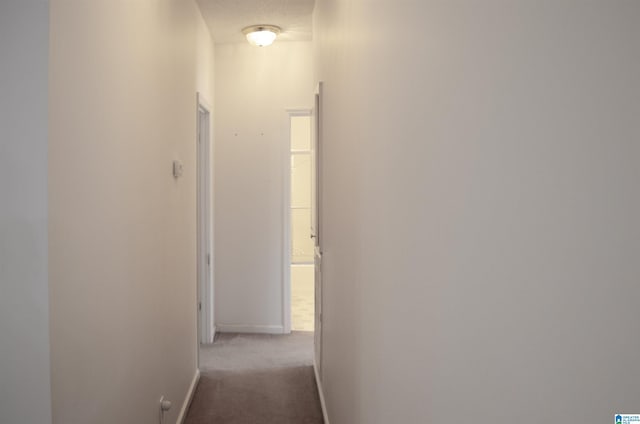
[{"left": 185, "top": 332, "right": 323, "bottom": 424}]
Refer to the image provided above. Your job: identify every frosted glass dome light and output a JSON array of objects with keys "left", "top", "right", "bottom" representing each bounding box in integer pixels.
[{"left": 242, "top": 25, "right": 281, "bottom": 47}]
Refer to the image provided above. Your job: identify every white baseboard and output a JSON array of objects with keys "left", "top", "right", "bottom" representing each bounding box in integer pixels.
[
  {"left": 216, "top": 324, "right": 285, "bottom": 334},
  {"left": 313, "top": 359, "right": 330, "bottom": 424},
  {"left": 176, "top": 368, "right": 200, "bottom": 424}
]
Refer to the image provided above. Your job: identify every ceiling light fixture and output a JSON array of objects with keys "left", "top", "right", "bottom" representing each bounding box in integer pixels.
[{"left": 242, "top": 25, "right": 281, "bottom": 47}]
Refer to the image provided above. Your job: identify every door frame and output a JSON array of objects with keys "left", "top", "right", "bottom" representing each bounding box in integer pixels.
[
  {"left": 197, "top": 92, "right": 214, "bottom": 346},
  {"left": 283, "top": 108, "right": 312, "bottom": 334},
  {"left": 311, "top": 82, "right": 324, "bottom": 379}
]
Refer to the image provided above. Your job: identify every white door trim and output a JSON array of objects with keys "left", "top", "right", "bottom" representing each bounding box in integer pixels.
[
  {"left": 197, "top": 92, "right": 214, "bottom": 346},
  {"left": 283, "top": 108, "right": 312, "bottom": 334},
  {"left": 312, "top": 82, "right": 324, "bottom": 379}
]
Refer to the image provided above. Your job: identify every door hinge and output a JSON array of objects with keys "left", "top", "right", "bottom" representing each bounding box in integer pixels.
[
  {"left": 207, "top": 253, "right": 211, "bottom": 266},
  {"left": 198, "top": 302, "right": 202, "bottom": 311}
]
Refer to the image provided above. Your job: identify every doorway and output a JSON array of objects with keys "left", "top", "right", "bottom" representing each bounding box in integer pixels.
[
  {"left": 286, "top": 110, "right": 314, "bottom": 333},
  {"left": 197, "top": 93, "right": 214, "bottom": 347}
]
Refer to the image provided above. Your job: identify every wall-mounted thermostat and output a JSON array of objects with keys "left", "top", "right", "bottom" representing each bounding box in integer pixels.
[{"left": 173, "top": 160, "right": 183, "bottom": 178}]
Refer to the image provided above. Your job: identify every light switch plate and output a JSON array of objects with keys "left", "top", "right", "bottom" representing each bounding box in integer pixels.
[{"left": 173, "top": 160, "right": 183, "bottom": 178}]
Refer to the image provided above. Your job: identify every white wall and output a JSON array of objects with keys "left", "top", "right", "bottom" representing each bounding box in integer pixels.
[
  {"left": 0, "top": 2, "right": 52, "bottom": 423},
  {"left": 49, "top": 1, "right": 214, "bottom": 423},
  {"left": 214, "top": 42, "right": 313, "bottom": 333},
  {"left": 313, "top": 1, "right": 640, "bottom": 423}
]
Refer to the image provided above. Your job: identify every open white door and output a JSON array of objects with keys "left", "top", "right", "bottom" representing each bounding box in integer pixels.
[{"left": 311, "top": 82, "right": 323, "bottom": 378}]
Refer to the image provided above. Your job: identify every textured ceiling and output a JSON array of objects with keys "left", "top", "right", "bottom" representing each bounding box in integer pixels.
[{"left": 196, "top": 0, "right": 315, "bottom": 44}]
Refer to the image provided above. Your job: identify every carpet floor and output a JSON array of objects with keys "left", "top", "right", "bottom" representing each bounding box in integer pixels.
[{"left": 184, "top": 332, "right": 323, "bottom": 424}]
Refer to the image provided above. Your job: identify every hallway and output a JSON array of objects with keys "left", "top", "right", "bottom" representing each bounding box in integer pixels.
[
  {"left": 3, "top": 1, "right": 640, "bottom": 423},
  {"left": 185, "top": 333, "right": 323, "bottom": 423}
]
